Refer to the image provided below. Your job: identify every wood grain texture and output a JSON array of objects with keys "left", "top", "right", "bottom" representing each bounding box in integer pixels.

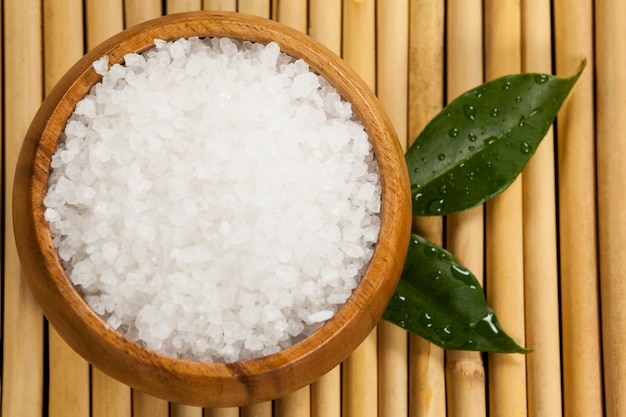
[{"left": 11, "top": 11, "right": 411, "bottom": 408}]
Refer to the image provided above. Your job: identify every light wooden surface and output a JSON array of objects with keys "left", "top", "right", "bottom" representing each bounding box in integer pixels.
[{"left": 2, "top": 1, "right": 624, "bottom": 416}]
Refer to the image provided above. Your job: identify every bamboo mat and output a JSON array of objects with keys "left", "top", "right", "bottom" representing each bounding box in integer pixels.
[{"left": 2, "top": 0, "right": 624, "bottom": 416}]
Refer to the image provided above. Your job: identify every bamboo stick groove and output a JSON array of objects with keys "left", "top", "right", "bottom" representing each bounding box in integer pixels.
[{"left": 1, "top": 1, "right": 618, "bottom": 416}]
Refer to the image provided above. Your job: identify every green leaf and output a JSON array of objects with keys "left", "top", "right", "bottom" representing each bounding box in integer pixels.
[
  {"left": 406, "top": 62, "right": 585, "bottom": 216},
  {"left": 383, "top": 234, "right": 529, "bottom": 353}
]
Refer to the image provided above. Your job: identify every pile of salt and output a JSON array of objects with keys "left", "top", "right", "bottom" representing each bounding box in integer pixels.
[{"left": 45, "top": 37, "right": 382, "bottom": 363}]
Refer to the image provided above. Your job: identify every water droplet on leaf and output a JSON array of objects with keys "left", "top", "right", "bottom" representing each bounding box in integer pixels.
[
  {"left": 490, "top": 108, "right": 499, "bottom": 117},
  {"left": 438, "top": 153, "right": 446, "bottom": 161},
  {"left": 436, "top": 326, "right": 454, "bottom": 341},
  {"left": 429, "top": 270, "right": 443, "bottom": 280},
  {"left": 518, "top": 115, "right": 526, "bottom": 127},
  {"left": 534, "top": 74, "right": 549, "bottom": 84},
  {"left": 451, "top": 264, "right": 471, "bottom": 279},
  {"left": 423, "top": 246, "right": 437, "bottom": 257},
  {"left": 449, "top": 127, "right": 460, "bottom": 137},
  {"left": 463, "top": 104, "right": 476, "bottom": 120},
  {"left": 420, "top": 313, "right": 433, "bottom": 328},
  {"left": 468, "top": 133, "right": 477, "bottom": 142},
  {"left": 520, "top": 142, "right": 532, "bottom": 154},
  {"left": 427, "top": 199, "right": 445, "bottom": 214}
]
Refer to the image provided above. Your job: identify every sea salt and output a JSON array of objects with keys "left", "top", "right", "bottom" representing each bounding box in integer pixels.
[{"left": 46, "top": 37, "right": 382, "bottom": 363}]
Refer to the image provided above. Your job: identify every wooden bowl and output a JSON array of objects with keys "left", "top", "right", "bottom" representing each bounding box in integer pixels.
[{"left": 13, "top": 11, "right": 411, "bottom": 407}]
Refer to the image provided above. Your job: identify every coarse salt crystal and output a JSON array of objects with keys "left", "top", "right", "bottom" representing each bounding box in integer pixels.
[{"left": 47, "top": 37, "right": 382, "bottom": 363}]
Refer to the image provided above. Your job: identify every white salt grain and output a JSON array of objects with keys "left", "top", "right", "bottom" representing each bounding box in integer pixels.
[{"left": 46, "top": 37, "right": 382, "bottom": 363}]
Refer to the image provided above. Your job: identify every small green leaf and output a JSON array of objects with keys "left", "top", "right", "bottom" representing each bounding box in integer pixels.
[
  {"left": 406, "top": 62, "right": 585, "bottom": 216},
  {"left": 383, "top": 234, "right": 529, "bottom": 353}
]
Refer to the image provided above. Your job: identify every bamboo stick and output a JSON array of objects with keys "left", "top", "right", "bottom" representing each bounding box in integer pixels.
[
  {"left": 376, "top": 2, "right": 409, "bottom": 417},
  {"left": 124, "top": 0, "right": 163, "bottom": 27},
  {"left": 42, "top": 2, "right": 92, "bottom": 413},
  {"left": 91, "top": 368, "right": 132, "bottom": 417},
  {"left": 342, "top": 330, "right": 378, "bottom": 417},
  {"left": 133, "top": 390, "right": 170, "bottom": 417},
  {"left": 167, "top": 0, "right": 203, "bottom": 14},
  {"left": 444, "top": 1, "right": 487, "bottom": 416},
  {"left": 237, "top": 0, "right": 271, "bottom": 17},
  {"left": 553, "top": 1, "right": 603, "bottom": 416},
  {"left": 376, "top": 0, "right": 408, "bottom": 151},
  {"left": 171, "top": 403, "right": 204, "bottom": 417},
  {"left": 1, "top": 1, "right": 45, "bottom": 416},
  {"left": 203, "top": 0, "right": 237, "bottom": 11},
  {"left": 520, "top": 1, "right": 563, "bottom": 416},
  {"left": 205, "top": 407, "right": 241, "bottom": 417},
  {"left": 341, "top": 2, "right": 378, "bottom": 416},
  {"left": 271, "top": 0, "right": 307, "bottom": 33},
  {"left": 276, "top": 387, "right": 311, "bottom": 417},
  {"left": 241, "top": 401, "right": 273, "bottom": 417},
  {"left": 311, "top": 367, "right": 341, "bottom": 417},
  {"left": 341, "top": 0, "right": 376, "bottom": 91},
  {"left": 595, "top": 1, "right": 626, "bottom": 415},
  {"left": 484, "top": 1, "right": 528, "bottom": 416},
  {"left": 308, "top": 0, "right": 342, "bottom": 55},
  {"left": 85, "top": 0, "right": 124, "bottom": 50},
  {"left": 407, "top": 1, "right": 446, "bottom": 416}
]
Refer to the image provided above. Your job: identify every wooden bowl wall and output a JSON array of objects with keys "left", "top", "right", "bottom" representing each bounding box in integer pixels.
[{"left": 12, "top": 11, "right": 411, "bottom": 407}]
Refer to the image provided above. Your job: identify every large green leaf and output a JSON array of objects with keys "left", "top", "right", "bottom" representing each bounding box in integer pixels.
[
  {"left": 406, "top": 62, "right": 584, "bottom": 216},
  {"left": 383, "top": 234, "right": 529, "bottom": 353}
]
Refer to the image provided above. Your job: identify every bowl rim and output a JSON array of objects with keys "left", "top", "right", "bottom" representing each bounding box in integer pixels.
[{"left": 13, "top": 10, "right": 411, "bottom": 407}]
